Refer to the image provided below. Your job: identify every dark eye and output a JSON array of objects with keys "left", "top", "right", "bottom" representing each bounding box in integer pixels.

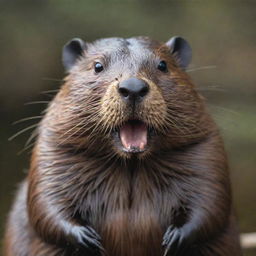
[
  {"left": 157, "top": 60, "right": 168, "bottom": 72},
  {"left": 94, "top": 62, "right": 104, "bottom": 73}
]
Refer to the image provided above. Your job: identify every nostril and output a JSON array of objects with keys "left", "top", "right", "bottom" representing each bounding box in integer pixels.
[
  {"left": 118, "top": 87, "right": 130, "bottom": 98},
  {"left": 139, "top": 86, "right": 149, "bottom": 98},
  {"left": 118, "top": 78, "right": 149, "bottom": 101}
]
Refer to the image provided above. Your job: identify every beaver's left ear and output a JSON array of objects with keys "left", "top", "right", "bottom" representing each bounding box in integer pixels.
[
  {"left": 166, "top": 36, "right": 192, "bottom": 69},
  {"left": 62, "top": 38, "right": 86, "bottom": 72}
]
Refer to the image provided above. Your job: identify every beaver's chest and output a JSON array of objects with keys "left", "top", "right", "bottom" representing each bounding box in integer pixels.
[
  {"left": 80, "top": 169, "right": 181, "bottom": 256},
  {"left": 101, "top": 206, "right": 164, "bottom": 256}
]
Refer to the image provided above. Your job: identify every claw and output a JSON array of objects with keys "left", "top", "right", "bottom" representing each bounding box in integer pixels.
[
  {"left": 162, "top": 226, "right": 189, "bottom": 256},
  {"left": 70, "top": 225, "right": 104, "bottom": 254}
]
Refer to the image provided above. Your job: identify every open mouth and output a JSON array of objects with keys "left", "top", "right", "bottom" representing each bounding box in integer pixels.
[{"left": 119, "top": 120, "right": 148, "bottom": 153}]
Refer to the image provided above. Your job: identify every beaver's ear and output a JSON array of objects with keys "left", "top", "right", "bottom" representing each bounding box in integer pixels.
[
  {"left": 62, "top": 38, "right": 86, "bottom": 71},
  {"left": 166, "top": 36, "right": 192, "bottom": 69}
]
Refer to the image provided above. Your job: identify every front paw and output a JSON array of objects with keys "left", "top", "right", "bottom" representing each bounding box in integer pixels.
[
  {"left": 162, "top": 225, "right": 195, "bottom": 256},
  {"left": 69, "top": 225, "right": 105, "bottom": 255}
]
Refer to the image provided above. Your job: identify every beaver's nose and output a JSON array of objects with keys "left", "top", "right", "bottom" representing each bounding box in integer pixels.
[{"left": 118, "top": 78, "right": 149, "bottom": 102}]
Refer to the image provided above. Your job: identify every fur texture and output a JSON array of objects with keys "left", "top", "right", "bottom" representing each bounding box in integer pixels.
[{"left": 4, "top": 37, "right": 241, "bottom": 256}]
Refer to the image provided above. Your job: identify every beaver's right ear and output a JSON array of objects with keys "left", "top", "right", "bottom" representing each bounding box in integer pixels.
[{"left": 62, "top": 38, "right": 86, "bottom": 72}]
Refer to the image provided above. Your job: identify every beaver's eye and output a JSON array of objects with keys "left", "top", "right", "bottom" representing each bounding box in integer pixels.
[
  {"left": 94, "top": 62, "right": 104, "bottom": 73},
  {"left": 157, "top": 60, "right": 168, "bottom": 72}
]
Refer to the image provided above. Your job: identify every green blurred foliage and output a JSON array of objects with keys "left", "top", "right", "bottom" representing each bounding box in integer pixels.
[{"left": 0, "top": 0, "right": 255, "bottom": 255}]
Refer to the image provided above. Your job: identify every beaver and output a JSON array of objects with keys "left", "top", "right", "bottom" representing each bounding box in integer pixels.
[{"left": 4, "top": 36, "right": 242, "bottom": 256}]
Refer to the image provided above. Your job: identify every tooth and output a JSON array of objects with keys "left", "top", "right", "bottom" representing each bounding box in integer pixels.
[{"left": 139, "top": 142, "right": 145, "bottom": 150}]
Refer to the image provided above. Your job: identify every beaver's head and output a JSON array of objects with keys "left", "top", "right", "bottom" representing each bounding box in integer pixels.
[{"left": 46, "top": 36, "right": 211, "bottom": 159}]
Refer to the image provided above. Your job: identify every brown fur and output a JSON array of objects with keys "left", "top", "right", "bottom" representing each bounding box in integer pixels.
[{"left": 4, "top": 37, "right": 242, "bottom": 256}]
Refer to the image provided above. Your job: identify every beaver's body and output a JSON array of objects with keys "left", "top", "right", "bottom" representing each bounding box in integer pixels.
[{"left": 4, "top": 36, "right": 242, "bottom": 256}]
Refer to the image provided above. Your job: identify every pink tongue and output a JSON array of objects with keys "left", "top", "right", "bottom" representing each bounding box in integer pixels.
[{"left": 120, "top": 121, "right": 147, "bottom": 150}]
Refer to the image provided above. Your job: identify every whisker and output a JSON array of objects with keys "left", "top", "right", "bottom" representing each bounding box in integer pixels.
[
  {"left": 13, "top": 116, "right": 42, "bottom": 125},
  {"left": 41, "top": 89, "right": 60, "bottom": 93},
  {"left": 57, "top": 119, "right": 88, "bottom": 146},
  {"left": 25, "top": 128, "right": 39, "bottom": 146},
  {"left": 40, "top": 89, "right": 60, "bottom": 96},
  {"left": 17, "top": 142, "right": 35, "bottom": 156},
  {"left": 8, "top": 123, "right": 38, "bottom": 141},
  {"left": 196, "top": 85, "right": 226, "bottom": 92},
  {"left": 41, "top": 77, "right": 63, "bottom": 82},
  {"left": 24, "top": 101, "right": 50, "bottom": 106},
  {"left": 186, "top": 65, "right": 217, "bottom": 73},
  {"left": 208, "top": 104, "right": 240, "bottom": 115}
]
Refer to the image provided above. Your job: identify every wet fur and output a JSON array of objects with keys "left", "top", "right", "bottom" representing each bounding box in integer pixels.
[{"left": 4, "top": 37, "right": 241, "bottom": 255}]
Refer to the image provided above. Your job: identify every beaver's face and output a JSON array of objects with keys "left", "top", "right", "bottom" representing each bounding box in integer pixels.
[{"left": 59, "top": 37, "right": 208, "bottom": 158}]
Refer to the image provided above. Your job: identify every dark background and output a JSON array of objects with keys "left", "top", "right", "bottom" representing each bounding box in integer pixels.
[{"left": 0, "top": 0, "right": 255, "bottom": 255}]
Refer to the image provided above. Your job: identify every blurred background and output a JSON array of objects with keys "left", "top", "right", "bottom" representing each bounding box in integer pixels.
[{"left": 0, "top": 0, "right": 255, "bottom": 255}]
